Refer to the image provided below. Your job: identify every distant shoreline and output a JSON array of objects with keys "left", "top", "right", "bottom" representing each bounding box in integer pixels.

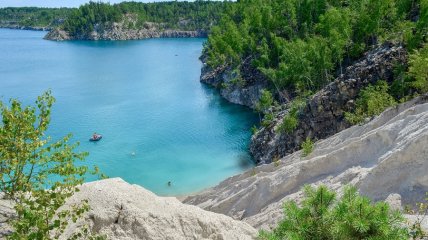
[{"left": 0, "top": 25, "right": 50, "bottom": 31}]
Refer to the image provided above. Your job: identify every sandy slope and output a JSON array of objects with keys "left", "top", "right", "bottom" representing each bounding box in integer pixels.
[{"left": 185, "top": 95, "right": 428, "bottom": 230}]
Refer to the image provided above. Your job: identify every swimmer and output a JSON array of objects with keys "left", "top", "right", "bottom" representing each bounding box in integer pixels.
[{"left": 167, "top": 181, "right": 172, "bottom": 187}]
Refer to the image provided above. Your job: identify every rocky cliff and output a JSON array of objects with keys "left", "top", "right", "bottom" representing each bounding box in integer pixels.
[
  {"left": 44, "top": 20, "right": 207, "bottom": 41},
  {"left": 184, "top": 95, "right": 428, "bottom": 230},
  {"left": 200, "top": 55, "right": 270, "bottom": 108},
  {"left": 250, "top": 43, "right": 407, "bottom": 164},
  {"left": 0, "top": 178, "right": 257, "bottom": 239}
]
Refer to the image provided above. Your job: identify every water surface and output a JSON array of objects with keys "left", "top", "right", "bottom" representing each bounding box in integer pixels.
[{"left": 0, "top": 29, "right": 258, "bottom": 195}]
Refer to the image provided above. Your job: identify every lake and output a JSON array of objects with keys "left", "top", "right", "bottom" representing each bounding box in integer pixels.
[{"left": 0, "top": 29, "right": 258, "bottom": 195}]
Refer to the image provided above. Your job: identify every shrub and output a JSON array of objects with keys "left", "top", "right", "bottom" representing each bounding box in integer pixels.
[
  {"left": 345, "top": 81, "right": 396, "bottom": 124},
  {"left": 255, "top": 89, "right": 274, "bottom": 114},
  {"left": 278, "top": 114, "right": 298, "bottom": 134},
  {"left": 0, "top": 91, "right": 102, "bottom": 239},
  {"left": 261, "top": 112, "right": 274, "bottom": 127},
  {"left": 301, "top": 137, "right": 314, "bottom": 157},
  {"left": 408, "top": 44, "right": 428, "bottom": 93},
  {"left": 251, "top": 125, "right": 258, "bottom": 135},
  {"left": 259, "top": 185, "right": 408, "bottom": 240},
  {"left": 277, "top": 98, "right": 306, "bottom": 134},
  {"left": 406, "top": 193, "right": 428, "bottom": 239}
]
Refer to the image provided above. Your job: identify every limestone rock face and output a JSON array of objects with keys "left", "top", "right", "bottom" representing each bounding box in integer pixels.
[
  {"left": 61, "top": 178, "right": 257, "bottom": 240},
  {"left": 0, "top": 194, "right": 14, "bottom": 239},
  {"left": 185, "top": 96, "right": 428, "bottom": 230},
  {"left": 200, "top": 55, "right": 269, "bottom": 109},
  {"left": 250, "top": 43, "right": 407, "bottom": 164},
  {"left": 43, "top": 28, "right": 70, "bottom": 40},
  {"left": 44, "top": 17, "right": 207, "bottom": 41}
]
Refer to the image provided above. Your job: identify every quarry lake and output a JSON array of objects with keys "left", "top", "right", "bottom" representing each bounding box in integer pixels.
[{"left": 0, "top": 29, "right": 258, "bottom": 195}]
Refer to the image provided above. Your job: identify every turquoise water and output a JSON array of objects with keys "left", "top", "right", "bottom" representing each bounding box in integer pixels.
[{"left": 0, "top": 29, "right": 258, "bottom": 196}]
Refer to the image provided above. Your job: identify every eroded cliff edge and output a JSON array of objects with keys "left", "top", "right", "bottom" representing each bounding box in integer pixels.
[
  {"left": 200, "top": 54, "right": 270, "bottom": 109},
  {"left": 44, "top": 21, "right": 207, "bottom": 41},
  {"left": 250, "top": 43, "right": 407, "bottom": 164},
  {"left": 1, "top": 178, "right": 257, "bottom": 240},
  {"left": 200, "top": 43, "right": 408, "bottom": 165},
  {"left": 184, "top": 95, "right": 428, "bottom": 230}
]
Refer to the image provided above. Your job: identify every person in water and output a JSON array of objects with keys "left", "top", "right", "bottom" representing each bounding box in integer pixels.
[{"left": 167, "top": 181, "right": 172, "bottom": 187}]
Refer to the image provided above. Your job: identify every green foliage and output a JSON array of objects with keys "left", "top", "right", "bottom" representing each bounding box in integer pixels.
[
  {"left": 405, "top": 193, "right": 428, "bottom": 239},
  {"left": 405, "top": 0, "right": 428, "bottom": 50},
  {"left": 0, "top": 91, "right": 100, "bottom": 239},
  {"left": 277, "top": 98, "right": 306, "bottom": 134},
  {"left": 272, "top": 156, "right": 280, "bottom": 167},
  {"left": 63, "top": 2, "right": 122, "bottom": 37},
  {"left": 279, "top": 114, "right": 299, "bottom": 134},
  {"left": 62, "top": 1, "right": 229, "bottom": 38},
  {"left": 345, "top": 81, "right": 397, "bottom": 124},
  {"left": 0, "top": 7, "right": 72, "bottom": 28},
  {"left": 261, "top": 112, "right": 274, "bottom": 128},
  {"left": 301, "top": 137, "right": 314, "bottom": 158},
  {"left": 408, "top": 43, "right": 428, "bottom": 92},
  {"left": 256, "top": 89, "right": 275, "bottom": 127},
  {"left": 390, "top": 63, "right": 414, "bottom": 100},
  {"left": 205, "top": 0, "right": 426, "bottom": 97},
  {"left": 259, "top": 185, "right": 408, "bottom": 240},
  {"left": 255, "top": 89, "right": 274, "bottom": 113},
  {"left": 251, "top": 125, "right": 258, "bottom": 135}
]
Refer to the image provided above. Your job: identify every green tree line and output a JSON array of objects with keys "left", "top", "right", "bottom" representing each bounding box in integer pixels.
[
  {"left": 206, "top": 0, "right": 428, "bottom": 97},
  {"left": 0, "top": 7, "right": 72, "bottom": 28},
  {"left": 61, "top": 1, "right": 232, "bottom": 37}
]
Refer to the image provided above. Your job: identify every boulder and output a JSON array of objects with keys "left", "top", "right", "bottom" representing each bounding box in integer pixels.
[{"left": 61, "top": 178, "right": 257, "bottom": 240}]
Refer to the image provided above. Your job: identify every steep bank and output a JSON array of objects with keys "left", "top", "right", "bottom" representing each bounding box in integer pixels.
[
  {"left": 62, "top": 178, "right": 257, "bottom": 239},
  {"left": 200, "top": 55, "right": 269, "bottom": 108},
  {"left": 200, "top": 43, "right": 407, "bottom": 164},
  {"left": 184, "top": 95, "right": 428, "bottom": 230},
  {"left": 44, "top": 23, "right": 207, "bottom": 41},
  {"left": 250, "top": 43, "right": 407, "bottom": 164},
  {"left": 0, "top": 178, "right": 257, "bottom": 240}
]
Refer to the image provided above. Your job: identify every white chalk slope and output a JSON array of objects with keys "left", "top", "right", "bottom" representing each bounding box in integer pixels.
[
  {"left": 185, "top": 96, "right": 428, "bottom": 230},
  {"left": 62, "top": 178, "right": 257, "bottom": 240}
]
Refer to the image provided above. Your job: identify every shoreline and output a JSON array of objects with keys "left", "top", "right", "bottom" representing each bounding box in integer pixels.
[
  {"left": 44, "top": 27, "right": 208, "bottom": 41},
  {"left": 0, "top": 25, "right": 51, "bottom": 31}
]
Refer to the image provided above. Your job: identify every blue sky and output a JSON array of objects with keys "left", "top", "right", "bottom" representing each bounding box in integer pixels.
[{"left": 0, "top": 0, "right": 172, "bottom": 8}]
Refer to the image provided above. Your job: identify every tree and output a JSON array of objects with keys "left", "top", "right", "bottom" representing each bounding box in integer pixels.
[
  {"left": 255, "top": 89, "right": 274, "bottom": 113},
  {"left": 408, "top": 43, "right": 428, "bottom": 92},
  {"left": 345, "top": 81, "right": 397, "bottom": 124},
  {"left": 259, "top": 185, "right": 408, "bottom": 240},
  {"left": 0, "top": 91, "right": 99, "bottom": 239}
]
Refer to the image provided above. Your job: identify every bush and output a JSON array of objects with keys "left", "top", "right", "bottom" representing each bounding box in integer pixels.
[
  {"left": 408, "top": 44, "right": 428, "bottom": 93},
  {"left": 259, "top": 185, "right": 408, "bottom": 240},
  {"left": 345, "top": 81, "right": 397, "bottom": 124},
  {"left": 261, "top": 112, "right": 275, "bottom": 127},
  {"left": 277, "top": 98, "right": 306, "bottom": 134},
  {"left": 251, "top": 125, "right": 258, "bottom": 135},
  {"left": 301, "top": 137, "right": 314, "bottom": 157},
  {"left": 256, "top": 89, "right": 274, "bottom": 114},
  {"left": 0, "top": 91, "right": 102, "bottom": 239},
  {"left": 279, "top": 114, "right": 298, "bottom": 133}
]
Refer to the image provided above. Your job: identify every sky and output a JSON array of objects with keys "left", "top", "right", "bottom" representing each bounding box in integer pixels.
[{"left": 0, "top": 0, "right": 173, "bottom": 8}]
